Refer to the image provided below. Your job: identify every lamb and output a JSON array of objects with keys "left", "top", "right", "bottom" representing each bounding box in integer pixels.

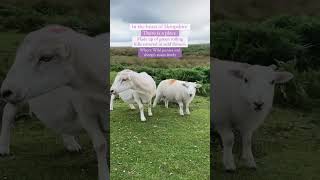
[
  {"left": 212, "top": 58, "right": 293, "bottom": 171},
  {"left": 0, "top": 25, "right": 109, "bottom": 180},
  {"left": 153, "top": 79, "right": 202, "bottom": 115},
  {"left": 110, "top": 69, "right": 156, "bottom": 121}
]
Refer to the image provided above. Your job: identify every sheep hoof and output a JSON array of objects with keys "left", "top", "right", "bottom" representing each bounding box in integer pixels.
[
  {"left": 64, "top": 140, "right": 82, "bottom": 152},
  {"left": 129, "top": 104, "right": 136, "bottom": 110},
  {"left": 245, "top": 163, "right": 257, "bottom": 170},
  {"left": 241, "top": 158, "right": 257, "bottom": 169}
]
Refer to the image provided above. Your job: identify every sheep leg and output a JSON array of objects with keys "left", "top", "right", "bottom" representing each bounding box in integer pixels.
[
  {"left": 147, "top": 100, "right": 152, "bottom": 116},
  {"left": 185, "top": 102, "right": 191, "bottom": 115},
  {"left": 110, "top": 94, "right": 115, "bottom": 111},
  {"left": 178, "top": 101, "right": 184, "bottom": 116},
  {"left": 79, "top": 115, "right": 109, "bottom": 180},
  {"left": 165, "top": 100, "right": 169, "bottom": 108},
  {"left": 152, "top": 94, "right": 160, "bottom": 107},
  {"left": 129, "top": 104, "right": 136, "bottom": 110},
  {"left": 62, "top": 134, "right": 82, "bottom": 152},
  {"left": 241, "top": 131, "right": 256, "bottom": 169},
  {"left": 219, "top": 129, "right": 236, "bottom": 171},
  {"left": 0, "top": 103, "right": 17, "bottom": 155},
  {"left": 134, "top": 96, "right": 146, "bottom": 121}
]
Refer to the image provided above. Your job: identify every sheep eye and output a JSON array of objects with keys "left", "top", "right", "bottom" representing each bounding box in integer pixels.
[
  {"left": 121, "top": 79, "right": 127, "bottom": 82},
  {"left": 182, "top": 83, "right": 189, "bottom": 88},
  {"left": 39, "top": 55, "right": 54, "bottom": 62},
  {"left": 270, "top": 80, "right": 275, "bottom": 85},
  {"left": 244, "top": 78, "right": 248, "bottom": 83}
]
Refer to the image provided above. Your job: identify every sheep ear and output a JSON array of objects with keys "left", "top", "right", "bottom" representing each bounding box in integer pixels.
[
  {"left": 274, "top": 72, "right": 294, "bottom": 83},
  {"left": 195, "top": 83, "right": 202, "bottom": 88},
  {"left": 126, "top": 74, "right": 132, "bottom": 81},
  {"left": 269, "top": 64, "right": 277, "bottom": 70},
  {"left": 229, "top": 69, "right": 245, "bottom": 79}
]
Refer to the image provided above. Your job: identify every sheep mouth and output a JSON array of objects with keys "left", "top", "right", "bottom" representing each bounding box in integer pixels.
[{"left": 254, "top": 106, "right": 263, "bottom": 112}]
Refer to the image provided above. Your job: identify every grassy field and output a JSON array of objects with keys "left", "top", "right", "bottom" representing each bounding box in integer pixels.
[
  {"left": 212, "top": 107, "right": 320, "bottom": 180},
  {"left": 110, "top": 95, "right": 210, "bottom": 179},
  {"left": 110, "top": 44, "right": 211, "bottom": 180},
  {"left": 212, "top": 0, "right": 320, "bottom": 21}
]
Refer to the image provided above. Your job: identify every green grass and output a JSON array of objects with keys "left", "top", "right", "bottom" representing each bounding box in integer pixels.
[
  {"left": 110, "top": 96, "right": 210, "bottom": 180},
  {"left": 0, "top": 118, "right": 98, "bottom": 180},
  {"left": 212, "top": 107, "right": 320, "bottom": 180}
]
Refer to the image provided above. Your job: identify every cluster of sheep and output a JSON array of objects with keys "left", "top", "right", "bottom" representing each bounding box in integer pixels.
[{"left": 110, "top": 69, "right": 202, "bottom": 121}]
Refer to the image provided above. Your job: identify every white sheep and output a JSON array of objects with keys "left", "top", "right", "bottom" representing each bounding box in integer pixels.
[
  {"left": 212, "top": 58, "right": 293, "bottom": 171},
  {"left": 0, "top": 25, "right": 109, "bottom": 180},
  {"left": 110, "top": 69, "right": 156, "bottom": 121},
  {"left": 153, "top": 79, "right": 202, "bottom": 115}
]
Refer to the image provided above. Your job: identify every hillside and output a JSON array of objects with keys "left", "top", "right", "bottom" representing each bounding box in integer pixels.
[{"left": 212, "top": 0, "right": 320, "bottom": 21}]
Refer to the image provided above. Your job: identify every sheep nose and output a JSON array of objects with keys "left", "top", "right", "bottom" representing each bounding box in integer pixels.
[
  {"left": 110, "top": 89, "right": 115, "bottom": 94},
  {"left": 1, "top": 89, "right": 13, "bottom": 99},
  {"left": 253, "top": 101, "right": 264, "bottom": 110}
]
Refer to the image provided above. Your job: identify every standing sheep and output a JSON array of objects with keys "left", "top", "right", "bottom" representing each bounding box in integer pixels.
[
  {"left": 153, "top": 79, "right": 202, "bottom": 115},
  {"left": 110, "top": 69, "right": 156, "bottom": 121},
  {"left": 0, "top": 25, "right": 109, "bottom": 180},
  {"left": 212, "top": 58, "right": 293, "bottom": 171}
]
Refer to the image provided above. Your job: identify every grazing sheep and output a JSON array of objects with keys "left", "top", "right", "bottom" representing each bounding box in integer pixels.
[
  {"left": 0, "top": 25, "right": 109, "bottom": 180},
  {"left": 110, "top": 69, "right": 156, "bottom": 121},
  {"left": 153, "top": 79, "right": 202, "bottom": 115},
  {"left": 212, "top": 58, "right": 293, "bottom": 171}
]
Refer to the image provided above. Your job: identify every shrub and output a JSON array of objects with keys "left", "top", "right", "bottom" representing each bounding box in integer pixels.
[
  {"left": 212, "top": 16, "right": 320, "bottom": 70},
  {"left": 0, "top": 3, "right": 108, "bottom": 35},
  {"left": 274, "top": 60, "right": 320, "bottom": 109},
  {"left": 111, "top": 65, "right": 210, "bottom": 96},
  {"left": 32, "top": 1, "right": 73, "bottom": 16},
  {"left": 211, "top": 21, "right": 305, "bottom": 66},
  {"left": 263, "top": 15, "right": 320, "bottom": 69}
]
